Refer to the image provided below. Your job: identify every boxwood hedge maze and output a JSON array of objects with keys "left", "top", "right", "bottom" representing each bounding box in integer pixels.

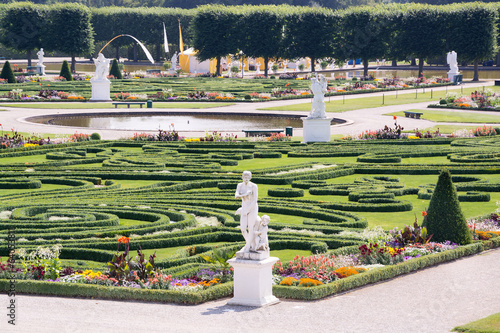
[{"left": 0, "top": 136, "right": 499, "bottom": 288}]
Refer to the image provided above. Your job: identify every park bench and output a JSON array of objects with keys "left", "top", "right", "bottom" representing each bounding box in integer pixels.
[
  {"left": 146, "top": 69, "right": 161, "bottom": 74},
  {"left": 112, "top": 102, "right": 146, "bottom": 108},
  {"left": 404, "top": 111, "right": 423, "bottom": 119},
  {"left": 26, "top": 66, "right": 37, "bottom": 75},
  {"left": 242, "top": 129, "right": 284, "bottom": 137}
]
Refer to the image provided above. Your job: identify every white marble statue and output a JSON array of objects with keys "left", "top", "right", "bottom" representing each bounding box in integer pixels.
[
  {"left": 255, "top": 61, "right": 261, "bottom": 75},
  {"left": 253, "top": 215, "right": 270, "bottom": 253},
  {"left": 330, "top": 60, "right": 336, "bottom": 70},
  {"left": 235, "top": 171, "right": 259, "bottom": 253},
  {"left": 268, "top": 61, "right": 274, "bottom": 73},
  {"left": 171, "top": 52, "right": 178, "bottom": 70},
  {"left": 283, "top": 60, "right": 288, "bottom": 73},
  {"left": 239, "top": 61, "right": 244, "bottom": 77},
  {"left": 93, "top": 53, "right": 110, "bottom": 81},
  {"left": 36, "top": 48, "right": 44, "bottom": 66},
  {"left": 308, "top": 73, "right": 328, "bottom": 119},
  {"left": 447, "top": 51, "right": 459, "bottom": 74}
]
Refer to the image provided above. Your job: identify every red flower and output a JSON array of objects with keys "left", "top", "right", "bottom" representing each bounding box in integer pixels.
[
  {"left": 117, "top": 236, "right": 130, "bottom": 244},
  {"left": 393, "top": 115, "right": 397, "bottom": 120},
  {"left": 422, "top": 211, "right": 427, "bottom": 216}
]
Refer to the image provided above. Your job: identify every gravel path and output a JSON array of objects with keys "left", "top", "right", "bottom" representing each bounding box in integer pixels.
[{"left": 1, "top": 248, "right": 499, "bottom": 333}]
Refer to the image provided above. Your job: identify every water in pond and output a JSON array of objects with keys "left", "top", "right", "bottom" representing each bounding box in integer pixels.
[{"left": 31, "top": 113, "right": 324, "bottom": 131}]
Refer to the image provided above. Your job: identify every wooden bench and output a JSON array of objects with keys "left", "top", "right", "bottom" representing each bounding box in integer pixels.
[
  {"left": 26, "top": 66, "right": 38, "bottom": 75},
  {"left": 404, "top": 111, "right": 423, "bottom": 119},
  {"left": 112, "top": 102, "right": 146, "bottom": 108},
  {"left": 242, "top": 129, "right": 284, "bottom": 137},
  {"left": 146, "top": 69, "right": 161, "bottom": 74}
]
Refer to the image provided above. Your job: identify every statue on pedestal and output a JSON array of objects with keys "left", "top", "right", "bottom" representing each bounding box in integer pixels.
[
  {"left": 93, "top": 53, "right": 110, "bottom": 81},
  {"left": 36, "top": 48, "right": 44, "bottom": 67},
  {"left": 308, "top": 73, "right": 328, "bottom": 119},
  {"left": 283, "top": 60, "right": 288, "bottom": 73},
  {"left": 447, "top": 51, "right": 459, "bottom": 74},
  {"left": 235, "top": 171, "right": 259, "bottom": 253}
]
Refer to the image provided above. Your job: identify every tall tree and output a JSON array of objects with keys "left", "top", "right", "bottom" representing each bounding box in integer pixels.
[
  {"left": 392, "top": 4, "right": 446, "bottom": 77},
  {"left": 192, "top": 5, "right": 240, "bottom": 76},
  {"left": 337, "top": 6, "right": 392, "bottom": 77},
  {"left": 238, "top": 5, "right": 288, "bottom": 77},
  {"left": 0, "top": 2, "right": 48, "bottom": 67},
  {"left": 45, "top": 3, "right": 94, "bottom": 72},
  {"left": 282, "top": 7, "right": 338, "bottom": 73},
  {"left": 444, "top": 3, "right": 498, "bottom": 81}
]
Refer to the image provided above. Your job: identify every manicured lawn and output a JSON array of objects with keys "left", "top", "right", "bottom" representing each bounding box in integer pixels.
[
  {"left": 1, "top": 102, "right": 233, "bottom": 109},
  {"left": 259, "top": 86, "right": 500, "bottom": 113},
  {"left": 387, "top": 109, "right": 500, "bottom": 123},
  {"left": 453, "top": 312, "right": 500, "bottom": 332}
]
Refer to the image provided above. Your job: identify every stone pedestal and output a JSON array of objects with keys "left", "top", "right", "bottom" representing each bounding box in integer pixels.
[
  {"left": 302, "top": 117, "right": 332, "bottom": 143},
  {"left": 36, "top": 65, "right": 45, "bottom": 75},
  {"left": 227, "top": 256, "right": 279, "bottom": 307},
  {"left": 448, "top": 71, "right": 460, "bottom": 81},
  {"left": 90, "top": 79, "right": 111, "bottom": 102}
]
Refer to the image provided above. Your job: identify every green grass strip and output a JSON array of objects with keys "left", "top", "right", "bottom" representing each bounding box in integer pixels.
[
  {"left": 453, "top": 312, "right": 500, "bottom": 333},
  {"left": 0, "top": 102, "right": 233, "bottom": 109},
  {"left": 387, "top": 109, "right": 500, "bottom": 124}
]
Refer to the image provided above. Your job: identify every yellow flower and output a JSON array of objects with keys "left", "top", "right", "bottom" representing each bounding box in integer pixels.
[{"left": 408, "top": 136, "right": 420, "bottom": 140}]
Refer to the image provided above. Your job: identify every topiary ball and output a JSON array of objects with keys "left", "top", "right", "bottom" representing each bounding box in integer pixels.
[
  {"left": 90, "top": 133, "right": 101, "bottom": 140},
  {"left": 439, "top": 99, "right": 447, "bottom": 105}
]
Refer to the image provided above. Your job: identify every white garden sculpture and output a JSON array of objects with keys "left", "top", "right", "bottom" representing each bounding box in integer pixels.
[
  {"left": 302, "top": 73, "right": 332, "bottom": 143},
  {"left": 228, "top": 171, "right": 278, "bottom": 307},
  {"left": 36, "top": 48, "right": 45, "bottom": 75},
  {"left": 90, "top": 53, "right": 111, "bottom": 101}
]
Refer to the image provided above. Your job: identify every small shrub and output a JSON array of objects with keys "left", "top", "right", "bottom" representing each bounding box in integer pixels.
[
  {"left": 59, "top": 60, "right": 73, "bottom": 81},
  {"left": 0, "top": 61, "right": 16, "bottom": 83},
  {"left": 439, "top": 99, "right": 447, "bottom": 105},
  {"left": 320, "top": 61, "right": 328, "bottom": 69},
  {"left": 90, "top": 133, "right": 101, "bottom": 140},
  {"left": 244, "top": 94, "right": 251, "bottom": 100},
  {"left": 109, "top": 59, "right": 123, "bottom": 79}
]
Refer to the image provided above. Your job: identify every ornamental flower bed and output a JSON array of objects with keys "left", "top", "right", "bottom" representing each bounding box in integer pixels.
[
  {"left": 273, "top": 211, "right": 470, "bottom": 288},
  {"left": 0, "top": 129, "right": 53, "bottom": 149},
  {"left": 1, "top": 237, "right": 232, "bottom": 293},
  {"left": 432, "top": 90, "right": 500, "bottom": 111}
]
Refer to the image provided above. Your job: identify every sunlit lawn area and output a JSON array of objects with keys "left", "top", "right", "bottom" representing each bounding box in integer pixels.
[
  {"left": 259, "top": 86, "right": 500, "bottom": 113},
  {"left": 387, "top": 109, "right": 500, "bottom": 123},
  {"left": 1, "top": 102, "right": 233, "bottom": 109},
  {"left": 453, "top": 312, "right": 500, "bottom": 333}
]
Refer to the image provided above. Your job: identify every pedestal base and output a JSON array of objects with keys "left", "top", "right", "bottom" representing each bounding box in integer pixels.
[
  {"left": 227, "top": 256, "right": 279, "bottom": 307},
  {"left": 90, "top": 80, "right": 111, "bottom": 102},
  {"left": 36, "top": 65, "right": 45, "bottom": 75},
  {"left": 302, "top": 117, "right": 332, "bottom": 143},
  {"left": 448, "top": 71, "right": 460, "bottom": 81}
]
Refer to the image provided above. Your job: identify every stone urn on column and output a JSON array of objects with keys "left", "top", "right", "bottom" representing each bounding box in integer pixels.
[
  {"left": 302, "top": 73, "right": 332, "bottom": 143},
  {"left": 227, "top": 171, "right": 280, "bottom": 307},
  {"left": 90, "top": 53, "right": 112, "bottom": 102}
]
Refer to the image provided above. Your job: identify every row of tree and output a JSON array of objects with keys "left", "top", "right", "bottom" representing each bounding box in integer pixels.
[
  {"left": 0, "top": 2, "right": 93, "bottom": 71},
  {"left": 0, "top": 2, "right": 498, "bottom": 80},
  {"left": 192, "top": 3, "right": 498, "bottom": 79}
]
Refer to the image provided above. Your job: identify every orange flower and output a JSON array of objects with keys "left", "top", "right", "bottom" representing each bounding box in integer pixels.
[
  {"left": 422, "top": 211, "right": 427, "bottom": 216},
  {"left": 393, "top": 115, "right": 397, "bottom": 120},
  {"left": 117, "top": 236, "right": 130, "bottom": 244}
]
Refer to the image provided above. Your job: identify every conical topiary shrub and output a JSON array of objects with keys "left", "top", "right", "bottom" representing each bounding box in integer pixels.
[
  {"left": 109, "top": 59, "right": 122, "bottom": 79},
  {"left": 426, "top": 169, "right": 472, "bottom": 245},
  {"left": 0, "top": 61, "right": 16, "bottom": 83},
  {"left": 59, "top": 60, "right": 73, "bottom": 81}
]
